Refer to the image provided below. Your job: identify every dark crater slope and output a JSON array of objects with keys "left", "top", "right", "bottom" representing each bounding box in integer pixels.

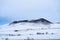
[{"left": 9, "top": 18, "right": 52, "bottom": 25}]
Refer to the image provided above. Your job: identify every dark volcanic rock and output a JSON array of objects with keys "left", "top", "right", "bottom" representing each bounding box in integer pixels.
[
  {"left": 9, "top": 18, "right": 52, "bottom": 25},
  {"left": 9, "top": 20, "right": 28, "bottom": 25},
  {"left": 29, "top": 18, "right": 52, "bottom": 24}
]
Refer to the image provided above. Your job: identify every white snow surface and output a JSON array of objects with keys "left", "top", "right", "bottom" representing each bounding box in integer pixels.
[{"left": 0, "top": 23, "right": 60, "bottom": 40}]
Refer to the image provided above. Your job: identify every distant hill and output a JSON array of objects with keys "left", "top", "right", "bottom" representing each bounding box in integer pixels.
[{"left": 9, "top": 18, "right": 52, "bottom": 25}]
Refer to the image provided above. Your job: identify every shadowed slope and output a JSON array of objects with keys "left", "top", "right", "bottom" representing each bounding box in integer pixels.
[{"left": 9, "top": 18, "right": 52, "bottom": 25}]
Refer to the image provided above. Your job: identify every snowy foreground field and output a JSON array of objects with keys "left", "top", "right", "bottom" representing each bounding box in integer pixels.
[
  {"left": 0, "top": 18, "right": 60, "bottom": 40},
  {"left": 0, "top": 23, "right": 60, "bottom": 40}
]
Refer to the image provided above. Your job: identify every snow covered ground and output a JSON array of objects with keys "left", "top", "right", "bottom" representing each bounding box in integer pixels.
[{"left": 0, "top": 23, "right": 60, "bottom": 40}]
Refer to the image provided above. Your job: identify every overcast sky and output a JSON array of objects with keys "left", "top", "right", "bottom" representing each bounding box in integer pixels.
[{"left": 0, "top": 0, "right": 60, "bottom": 25}]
